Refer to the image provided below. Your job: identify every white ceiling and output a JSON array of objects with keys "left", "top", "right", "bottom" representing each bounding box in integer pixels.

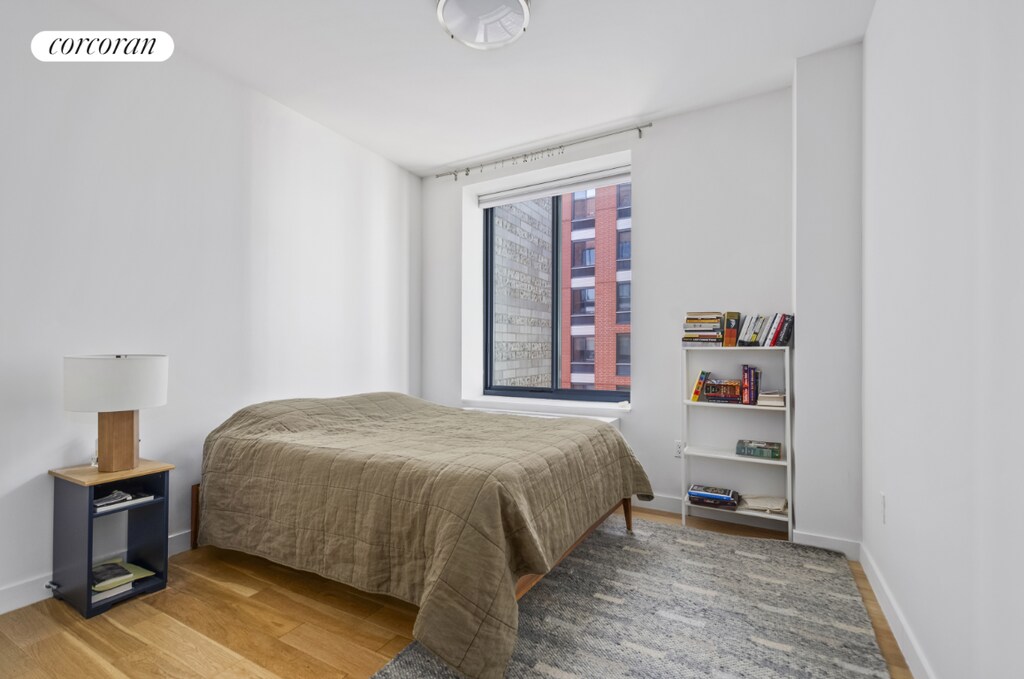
[{"left": 85, "top": 0, "right": 875, "bottom": 176}]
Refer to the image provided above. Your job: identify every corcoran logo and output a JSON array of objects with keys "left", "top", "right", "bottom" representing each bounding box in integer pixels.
[{"left": 31, "top": 31, "right": 174, "bottom": 62}]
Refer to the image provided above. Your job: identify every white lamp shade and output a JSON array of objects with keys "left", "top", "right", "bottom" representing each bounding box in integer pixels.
[
  {"left": 64, "top": 354, "right": 168, "bottom": 412},
  {"left": 437, "top": 0, "right": 530, "bottom": 50}
]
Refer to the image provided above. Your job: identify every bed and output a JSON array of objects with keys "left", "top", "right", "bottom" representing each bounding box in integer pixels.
[{"left": 197, "top": 392, "right": 653, "bottom": 678}]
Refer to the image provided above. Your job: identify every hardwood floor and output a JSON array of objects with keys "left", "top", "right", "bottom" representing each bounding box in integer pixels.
[{"left": 0, "top": 507, "right": 910, "bottom": 678}]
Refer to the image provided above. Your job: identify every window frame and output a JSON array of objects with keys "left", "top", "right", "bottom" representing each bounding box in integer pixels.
[{"left": 483, "top": 195, "right": 629, "bottom": 402}]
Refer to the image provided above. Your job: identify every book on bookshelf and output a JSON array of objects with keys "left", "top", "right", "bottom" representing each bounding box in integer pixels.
[
  {"left": 736, "top": 439, "right": 782, "bottom": 460},
  {"left": 682, "top": 311, "right": 723, "bottom": 347},
  {"left": 723, "top": 311, "right": 740, "bottom": 347},
  {"left": 690, "top": 370, "right": 710, "bottom": 402},
  {"left": 756, "top": 390, "right": 786, "bottom": 407},
  {"left": 737, "top": 496, "right": 788, "bottom": 515},
  {"left": 703, "top": 379, "right": 741, "bottom": 403},
  {"left": 687, "top": 484, "right": 740, "bottom": 503},
  {"left": 688, "top": 496, "right": 738, "bottom": 510}
]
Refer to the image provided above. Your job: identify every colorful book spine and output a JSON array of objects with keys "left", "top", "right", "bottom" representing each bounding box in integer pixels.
[
  {"left": 690, "top": 370, "right": 710, "bottom": 401},
  {"left": 741, "top": 365, "right": 750, "bottom": 405},
  {"left": 723, "top": 311, "right": 740, "bottom": 347}
]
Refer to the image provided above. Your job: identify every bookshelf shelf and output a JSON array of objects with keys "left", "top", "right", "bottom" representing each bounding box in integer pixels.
[
  {"left": 681, "top": 346, "right": 789, "bottom": 351},
  {"left": 682, "top": 345, "right": 793, "bottom": 539},
  {"left": 683, "top": 499, "right": 789, "bottom": 523},
  {"left": 683, "top": 445, "right": 787, "bottom": 467},
  {"left": 684, "top": 401, "right": 787, "bottom": 412}
]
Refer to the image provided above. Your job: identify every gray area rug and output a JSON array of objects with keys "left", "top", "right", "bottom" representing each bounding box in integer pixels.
[{"left": 374, "top": 515, "right": 887, "bottom": 679}]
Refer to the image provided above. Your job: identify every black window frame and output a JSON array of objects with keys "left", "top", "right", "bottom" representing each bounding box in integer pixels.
[{"left": 484, "top": 194, "right": 629, "bottom": 402}]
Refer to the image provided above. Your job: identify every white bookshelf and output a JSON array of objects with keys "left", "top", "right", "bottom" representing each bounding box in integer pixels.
[{"left": 682, "top": 345, "right": 793, "bottom": 538}]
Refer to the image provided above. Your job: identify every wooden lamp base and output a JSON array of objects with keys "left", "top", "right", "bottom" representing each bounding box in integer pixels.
[{"left": 97, "top": 410, "right": 140, "bottom": 472}]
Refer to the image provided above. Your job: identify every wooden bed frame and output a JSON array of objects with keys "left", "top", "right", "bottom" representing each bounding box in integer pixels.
[{"left": 190, "top": 483, "right": 631, "bottom": 601}]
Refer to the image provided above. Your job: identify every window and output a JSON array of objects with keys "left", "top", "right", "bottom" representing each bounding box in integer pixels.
[
  {"left": 571, "top": 336, "right": 595, "bottom": 374},
  {"left": 617, "top": 184, "right": 631, "bottom": 219},
  {"left": 571, "top": 240, "right": 596, "bottom": 276},
  {"left": 617, "top": 230, "right": 631, "bottom": 270},
  {"left": 484, "top": 180, "right": 632, "bottom": 401},
  {"left": 616, "top": 282, "right": 631, "bottom": 324},
  {"left": 616, "top": 333, "right": 631, "bottom": 377},
  {"left": 572, "top": 189, "right": 596, "bottom": 221},
  {"left": 571, "top": 288, "right": 596, "bottom": 319}
]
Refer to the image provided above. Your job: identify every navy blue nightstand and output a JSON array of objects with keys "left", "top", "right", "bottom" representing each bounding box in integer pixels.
[{"left": 49, "top": 459, "right": 174, "bottom": 617}]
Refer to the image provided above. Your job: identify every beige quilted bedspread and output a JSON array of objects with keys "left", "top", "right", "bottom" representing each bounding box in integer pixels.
[{"left": 198, "top": 392, "right": 652, "bottom": 678}]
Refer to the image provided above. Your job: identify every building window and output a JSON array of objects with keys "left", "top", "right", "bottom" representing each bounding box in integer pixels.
[
  {"left": 572, "top": 189, "right": 596, "bottom": 220},
  {"left": 616, "top": 282, "right": 631, "bottom": 324},
  {"left": 484, "top": 180, "right": 632, "bottom": 401},
  {"left": 616, "top": 333, "right": 631, "bottom": 377},
  {"left": 616, "top": 230, "right": 631, "bottom": 271},
  {"left": 571, "top": 287, "right": 595, "bottom": 326},
  {"left": 571, "top": 336, "right": 595, "bottom": 374},
  {"left": 571, "top": 240, "right": 596, "bottom": 277},
  {"left": 617, "top": 184, "right": 631, "bottom": 219},
  {"left": 571, "top": 188, "right": 596, "bottom": 231}
]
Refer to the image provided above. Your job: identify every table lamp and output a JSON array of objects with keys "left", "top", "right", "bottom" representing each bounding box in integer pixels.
[{"left": 63, "top": 354, "right": 168, "bottom": 472}]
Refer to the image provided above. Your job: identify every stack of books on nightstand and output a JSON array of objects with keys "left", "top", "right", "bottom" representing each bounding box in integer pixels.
[{"left": 91, "top": 560, "right": 155, "bottom": 604}]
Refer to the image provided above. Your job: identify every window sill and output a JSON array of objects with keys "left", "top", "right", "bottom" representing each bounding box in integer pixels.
[{"left": 462, "top": 394, "right": 631, "bottom": 419}]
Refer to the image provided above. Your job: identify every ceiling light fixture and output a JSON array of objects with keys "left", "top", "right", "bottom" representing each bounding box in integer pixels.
[{"left": 437, "top": 0, "right": 530, "bottom": 50}]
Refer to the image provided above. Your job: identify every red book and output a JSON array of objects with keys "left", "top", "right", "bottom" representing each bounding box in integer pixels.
[{"left": 769, "top": 314, "right": 787, "bottom": 346}]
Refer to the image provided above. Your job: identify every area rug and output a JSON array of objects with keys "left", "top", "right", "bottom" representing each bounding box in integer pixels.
[{"left": 373, "top": 515, "right": 887, "bottom": 679}]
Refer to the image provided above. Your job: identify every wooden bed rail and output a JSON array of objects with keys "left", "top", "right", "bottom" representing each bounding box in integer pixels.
[
  {"left": 514, "top": 498, "right": 631, "bottom": 599},
  {"left": 190, "top": 483, "right": 199, "bottom": 549},
  {"left": 189, "top": 483, "right": 631, "bottom": 602}
]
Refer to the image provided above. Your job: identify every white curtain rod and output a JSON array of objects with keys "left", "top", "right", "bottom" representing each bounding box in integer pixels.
[{"left": 434, "top": 122, "right": 653, "bottom": 181}]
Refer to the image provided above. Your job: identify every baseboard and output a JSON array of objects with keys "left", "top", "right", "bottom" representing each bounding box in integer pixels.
[
  {"left": 0, "top": 572, "right": 55, "bottom": 616},
  {"left": 793, "top": 529, "right": 861, "bottom": 559},
  {"left": 635, "top": 493, "right": 683, "bottom": 514},
  {"left": 169, "top": 529, "right": 192, "bottom": 556},
  {"left": 0, "top": 529, "right": 193, "bottom": 616},
  {"left": 860, "top": 544, "right": 936, "bottom": 679}
]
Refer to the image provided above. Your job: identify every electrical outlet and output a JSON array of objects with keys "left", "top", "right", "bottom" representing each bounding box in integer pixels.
[
  {"left": 675, "top": 440, "right": 682, "bottom": 458},
  {"left": 881, "top": 492, "right": 886, "bottom": 525}
]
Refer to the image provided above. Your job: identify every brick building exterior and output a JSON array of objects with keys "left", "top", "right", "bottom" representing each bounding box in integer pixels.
[{"left": 560, "top": 182, "right": 631, "bottom": 391}]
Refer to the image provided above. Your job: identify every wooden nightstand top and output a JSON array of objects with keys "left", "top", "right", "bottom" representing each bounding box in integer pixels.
[{"left": 49, "top": 459, "right": 175, "bottom": 486}]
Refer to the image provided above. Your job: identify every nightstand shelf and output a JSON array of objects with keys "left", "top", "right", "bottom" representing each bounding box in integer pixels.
[{"left": 49, "top": 459, "right": 174, "bottom": 618}]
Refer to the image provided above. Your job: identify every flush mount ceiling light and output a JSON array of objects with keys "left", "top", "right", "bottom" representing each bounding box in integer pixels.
[{"left": 437, "top": 0, "right": 530, "bottom": 50}]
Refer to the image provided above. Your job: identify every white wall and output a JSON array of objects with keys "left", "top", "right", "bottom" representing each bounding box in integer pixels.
[
  {"left": 0, "top": 0, "right": 419, "bottom": 613},
  {"left": 421, "top": 89, "right": 793, "bottom": 511},
  {"left": 792, "top": 44, "right": 863, "bottom": 557},
  {"left": 862, "top": 0, "right": 1022, "bottom": 676}
]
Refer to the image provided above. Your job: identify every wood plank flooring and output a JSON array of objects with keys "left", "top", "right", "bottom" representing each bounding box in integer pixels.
[{"left": 0, "top": 508, "right": 909, "bottom": 678}]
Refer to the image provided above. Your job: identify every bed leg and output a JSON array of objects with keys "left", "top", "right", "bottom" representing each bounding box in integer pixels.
[
  {"left": 191, "top": 484, "right": 200, "bottom": 550},
  {"left": 622, "top": 498, "right": 633, "bottom": 533}
]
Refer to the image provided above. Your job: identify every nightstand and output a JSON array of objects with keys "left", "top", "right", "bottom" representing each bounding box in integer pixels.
[{"left": 48, "top": 458, "right": 174, "bottom": 617}]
